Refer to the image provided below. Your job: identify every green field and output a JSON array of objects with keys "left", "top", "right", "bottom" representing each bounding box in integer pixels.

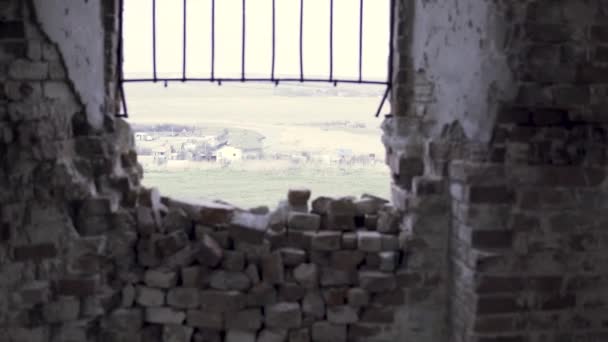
[{"left": 142, "top": 166, "right": 391, "bottom": 209}]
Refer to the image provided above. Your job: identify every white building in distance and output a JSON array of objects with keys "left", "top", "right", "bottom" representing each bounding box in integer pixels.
[{"left": 216, "top": 146, "right": 243, "bottom": 163}]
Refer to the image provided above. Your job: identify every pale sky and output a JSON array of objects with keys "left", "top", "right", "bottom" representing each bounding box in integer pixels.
[{"left": 123, "top": 0, "right": 390, "bottom": 81}]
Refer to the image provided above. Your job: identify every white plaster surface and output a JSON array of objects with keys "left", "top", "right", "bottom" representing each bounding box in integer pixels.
[{"left": 32, "top": 0, "right": 106, "bottom": 130}]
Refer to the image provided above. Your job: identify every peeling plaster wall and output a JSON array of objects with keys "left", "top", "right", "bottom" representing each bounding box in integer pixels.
[
  {"left": 32, "top": 0, "right": 106, "bottom": 130},
  {"left": 409, "top": 0, "right": 514, "bottom": 142}
]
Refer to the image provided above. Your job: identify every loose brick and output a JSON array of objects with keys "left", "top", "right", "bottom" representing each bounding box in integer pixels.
[
  {"left": 327, "top": 305, "right": 359, "bottom": 324},
  {"left": 262, "top": 250, "right": 285, "bottom": 284},
  {"left": 265, "top": 302, "right": 302, "bottom": 329},
  {"left": 144, "top": 307, "right": 186, "bottom": 324},
  {"left": 196, "top": 202, "right": 234, "bottom": 225},
  {"left": 279, "top": 247, "right": 307, "bottom": 267},
  {"left": 320, "top": 268, "right": 354, "bottom": 287},
  {"left": 229, "top": 211, "right": 269, "bottom": 243},
  {"left": 9, "top": 59, "right": 47, "bottom": 80},
  {"left": 289, "top": 328, "right": 311, "bottom": 342},
  {"left": 341, "top": 232, "right": 358, "bottom": 249},
  {"left": 310, "top": 231, "right": 342, "bottom": 251},
  {"left": 186, "top": 310, "right": 223, "bottom": 329},
  {"left": 469, "top": 186, "right": 515, "bottom": 204},
  {"left": 13, "top": 243, "right": 57, "bottom": 261},
  {"left": 199, "top": 290, "right": 246, "bottom": 313},
  {"left": 311, "top": 321, "right": 346, "bottom": 342},
  {"left": 378, "top": 251, "right": 398, "bottom": 271},
  {"left": 279, "top": 282, "right": 306, "bottom": 302},
  {"left": 476, "top": 296, "right": 526, "bottom": 314},
  {"left": 163, "top": 325, "right": 193, "bottom": 342},
  {"left": 288, "top": 188, "right": 311, "bottom": 207},
  {"left": 288, "top": 212, "right": 321, "bottom": 231},
  {"left": 358, "top": 271, "right": 396, "bottom": 293},
  {"left": 221, "top": 250, "right": 245, "bottom": 271},
  {"left": 209, "top": 270, "right": 251, "bottom": 291},
  {"left": 225, "top": 308, "right": 262, "bottom": 331},
  {"left": 357, "top": 231, "right": 383, "bottom": 252},
  {"left": 293, "top": 263, "right": 319, "bottom": 288},
  {"left": 245, "top": 263, "right": 261, "bottom": 284},
  {"left": 0, "top": 21, "right": 24, "bottom": 39},
  {"left": 322, "top": 287, "right": 347, "bottom": 306},
  {"left": 42, "top": 297, "right": 80, "bottom": 323},
  {"left": 144, "top": 270, "right": 177, "bottom": 288},
  {"left": 196, "top": 234, "right": 224, "bottom": 267},
  {"left": 258, "top": 329, "right": 288, "bottom": 342},
  {"left": 181, "top": 266, "right": 204, "bottom": 287},
  {"left": 193, "top": 329, "right": 221, "bottom": 342},
  {"left": 360, "top": 307, "right": 394, "bottom": 323},
  {"left": 55, "top": 278, "right": 97, "bottom": 297},
  {"left": 347, "top": 288, "right": 369, "bottom": 307},
  {"left": 348, "top": 323, "right": 384, "bottom": 341},
  {"left": 156, "top": 230, "right": 188, "bottom": 257},
  {"left": 167, "top": 287, "right": 200, "bottom": 309},
  {"left": 331, "top": 250, "right": 365, "bottom": 270},
  {"left": 136, "top": 286, "right": 165, "bottom": 307},
  {"left": 225, "top": 330, "right": 256, "bottom": 342},
  {"left": 247, "top": 283, "right": 278, "bottom": 307},
  {"left": 302, "top": 292, "right": 325, "bottom": 319}
]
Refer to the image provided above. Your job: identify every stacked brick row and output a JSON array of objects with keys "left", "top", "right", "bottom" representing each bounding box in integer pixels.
[{"left": 103, "top": 189, "right": 408, "bottom": 342}]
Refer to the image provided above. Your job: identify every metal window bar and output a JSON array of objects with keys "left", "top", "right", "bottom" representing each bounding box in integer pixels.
[{"left": 117, "top": 0, "right": 394, "bottom": 118}]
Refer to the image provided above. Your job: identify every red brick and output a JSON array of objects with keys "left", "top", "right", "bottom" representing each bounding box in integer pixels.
[
  {"left": 360, "top": 307, "right": 394, "bottom": 323},
  {"left": 473, "top": 316, "right": 515, "bottom": 334},
  {"left": 540, "top": 293, "right": 575, "bottom": 311},
  {"left": 530, "top": 108, "right": 570, "bottom": 125},
  {"left": 0, "top": 21, "right": 24, "bottom": 39},
  {"left": 13, "top": 243, "right": 58, "bottom": 261},
  {"left": 471, "top": 231, "right": 513, "bottom": 249},
  {"left": 591, "top": 25, "right": 608, "bottom": 43},
  {"left": 477, "top": 296, "right": 526, "bottom": 315},
  {"left": 395, "top": 271, "right": 423, "bottom": 288},
  {"left": 372, "top": 290, "right": 405, "bottom": 306},
  {"left": 469, "top": 186, "right": 514, "bottom": 204},
  {"left": 476, "top": 276, "right": 525, "bottom": 294},
  {"left": 348, "top": 323, "right": 384, "bottom": 341},
  {"left": 477, "top": 336, "right": 527, "bottom": 342},
  {"left": 55, "top": 278, "right": 98, "bottom": 296},
  {"left": 525, "top": 23, "right": 571, "bottom": 43},
  {"left": 528, "top": 276, "right": 563, "bottom": 292}
]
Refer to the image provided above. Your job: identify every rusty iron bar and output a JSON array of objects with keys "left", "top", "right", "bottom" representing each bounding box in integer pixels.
[{"left": 119, "top": 0, "right": 395, "bottom": 118}]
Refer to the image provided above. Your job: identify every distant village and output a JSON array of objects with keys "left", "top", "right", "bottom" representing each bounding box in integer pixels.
[{"left": 133, "top": 125, "right": 380, "bottom": 166}]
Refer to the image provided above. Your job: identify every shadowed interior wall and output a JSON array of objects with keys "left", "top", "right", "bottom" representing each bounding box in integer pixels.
[{"left": 384, "top": 0, "right": 608, "bottom": 341}]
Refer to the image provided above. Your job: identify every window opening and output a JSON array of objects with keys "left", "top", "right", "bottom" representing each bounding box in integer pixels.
[
  {"left": 117, "top": 0, "right": 395, "bottom": 118},
  {"left": 120, "top": 0, "right": 393, "bottom": 207}
]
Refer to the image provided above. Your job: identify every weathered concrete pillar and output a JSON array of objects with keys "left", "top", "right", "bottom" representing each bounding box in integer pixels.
[{"left": 386, "top": 0, "right": 608, "bottom": 341}]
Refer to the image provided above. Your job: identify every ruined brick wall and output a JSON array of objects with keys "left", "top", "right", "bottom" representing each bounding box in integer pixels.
[
  {"left": 384, "top": 0, "right": 608, "bottom": 341},
  {"left": 5, "top": 0, "right": 608, "bottom": 341},
  {"left": 0, "top": 0, "right": 142, "bottom": 340},
  {"left": 0, "top": 4, "right": 414, "bottom": 342},
  {"left": 106, "top": 191, "right": 409, "bottom": 342}
]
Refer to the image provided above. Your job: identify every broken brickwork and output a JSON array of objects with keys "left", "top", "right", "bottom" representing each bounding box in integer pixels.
[{"left": 103, "top": 190, "right": 408, "bottom": 342}]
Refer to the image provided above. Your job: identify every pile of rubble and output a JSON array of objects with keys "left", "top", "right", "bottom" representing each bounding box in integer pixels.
[{"left": 106, "top": 189, "right": 405, "bottom": 342}]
